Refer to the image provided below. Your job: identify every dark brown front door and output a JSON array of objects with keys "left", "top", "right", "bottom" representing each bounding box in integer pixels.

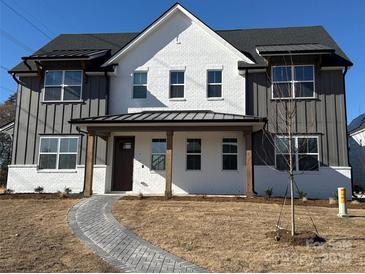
[{"left": 112, "top": 137, "right": 135, "bottom": 191}]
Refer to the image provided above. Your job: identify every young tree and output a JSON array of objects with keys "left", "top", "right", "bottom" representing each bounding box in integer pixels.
[{"left": 256, "top": 57, "right": 318, "bottom": 236}]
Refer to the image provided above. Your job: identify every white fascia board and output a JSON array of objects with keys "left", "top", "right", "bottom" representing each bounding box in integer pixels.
[
  {"left": 350, "top": 127, "right": 365, "bottom": 137},
  {"left": 103, "top": 4, "right": 254, "bottom": 66}
]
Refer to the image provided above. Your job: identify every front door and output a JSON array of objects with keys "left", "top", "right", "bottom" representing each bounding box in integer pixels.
[{"left": 112, "top": 136, "right": 135, "bottom": 191}]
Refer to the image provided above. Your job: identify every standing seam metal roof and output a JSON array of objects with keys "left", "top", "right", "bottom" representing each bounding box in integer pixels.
[{"left": 69, "top": 110, "right": 266, "bottom": 124}]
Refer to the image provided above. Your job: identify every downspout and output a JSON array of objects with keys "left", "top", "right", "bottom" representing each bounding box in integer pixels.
[
  {"left": 104, "top": 71, "right": 110, "bottom": 115},
  {"left": 342, "top": 66, "right": 353, "bottom": 196}
]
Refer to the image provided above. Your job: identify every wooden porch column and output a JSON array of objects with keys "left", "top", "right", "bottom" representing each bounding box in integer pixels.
[
  {"left": 165, "top": 130, "right": 174, "bottom": 199},
  {"left": 245, "top": 130, "right": 255, "bottom": 197},
  {"left": 83, "top": 130, "right": 96, "bottom": 197}
]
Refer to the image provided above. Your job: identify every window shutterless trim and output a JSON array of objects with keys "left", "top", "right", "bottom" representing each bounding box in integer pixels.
[
  {"left": 132, "top": 71, "right": 148, "bottom": 99},
  {"left": 43, "top": 70, "right": 83, "bottom": 102},
  {"left": 274, "top": 135, "right": 319, "bottom": 172},
  {"left": 169, "top": 70, "right": 185, "bottom": 99},
  {"left": 222, "top": 138, "right": 238, "bottom": 170},
  {"left": 271, "top": 65, "right": 316, "bottom": 100},
  {"left": 38, "top": 136, "right": 79, "bottom": 171},
  {"left": 150, "top": 138, "right": 166, "bottom": 171},
  {"left": 186, "top": 138, "right": 201, "bottom": 171},
  {"left": 207, "top": 69, "right": 223, "bottom": 99}
]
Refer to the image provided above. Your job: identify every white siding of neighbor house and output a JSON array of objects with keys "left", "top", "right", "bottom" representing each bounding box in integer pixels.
[
  {"left": 109, "top": 10, "right": 246, "bottom": 115},
  {"left": 349, "top": 129, "right": 365, "bottom": 190},
  {"left": 105, "top": 131, "right": 246, "bottom": 195}
]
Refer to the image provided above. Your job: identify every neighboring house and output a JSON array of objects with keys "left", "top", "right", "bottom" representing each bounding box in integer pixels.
[
  {"left": 0, "top": 121, "right": 14, "bottom": 138},
  {"left": 6, "top": 4, "right": 353, "bottom": 198},
  {"left": 348, "top": 113, "right": 365, "bottom": 192}
]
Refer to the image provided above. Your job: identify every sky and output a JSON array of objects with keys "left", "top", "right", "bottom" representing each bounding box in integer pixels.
[{"left": 0, "top": 0, "right": 364, "bottom": 122}]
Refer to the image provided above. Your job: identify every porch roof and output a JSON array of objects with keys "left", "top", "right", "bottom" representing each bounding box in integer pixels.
[{"left": 70, "top": 110, "right": 266, "bottom": 131}]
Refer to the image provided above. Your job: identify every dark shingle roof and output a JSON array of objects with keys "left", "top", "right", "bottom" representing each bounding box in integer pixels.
[
  {"left": 26, "top": 49, "right": 109, "bottom": 60},
  {"left": 10, "top": 26, "right": 352, "bottom": 72},
  {"left": 256, "top": 43, "right": 334, "bottom": 55},
  {"left": 348, "top": 113, "right": 365, "bottom": 134},
  {"left": 70, "top": 110, "right": 266, "bottom": 124}
]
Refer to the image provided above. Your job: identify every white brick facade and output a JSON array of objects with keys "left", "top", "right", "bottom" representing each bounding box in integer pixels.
[
  {"left": 105, "top": 131, "right": 246, "bottom": 195},
  {"left": 7, "top": 165, "right": 107, "bottom": 194},
  {"left": 109, "top": 10, "right": 246, "bottom": 115}
]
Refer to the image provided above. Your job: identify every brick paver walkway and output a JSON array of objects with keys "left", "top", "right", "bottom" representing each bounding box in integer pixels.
[{"left": 68, "top": 195, "right": 207, "bottom": 273}]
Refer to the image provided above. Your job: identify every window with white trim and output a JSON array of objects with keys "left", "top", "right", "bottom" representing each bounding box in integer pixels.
[
  {"left": 272, "top": 65, "right": 315, "bottom": 99},
  {"left": 207, "top": 70, "right": 222, "bottom": 98},
  {"left": 133, "top": 72, "right": 147, "bottom": 98},
  {"left": 170, "top": 71, "right": 184, "bottom": 98},
  {"left": 186, "top": 139, "right": 201, "bottom": 170},
  {"left": 39, "top": 136, "right": 78, "bottom": 170},
  {"left": 151, "top": 139, "right": 166, "bottom": 170},
  {"left": 275, "top": 136, "right": 319, "bottom": 171},
  {"left": 222, "top": 138, "right": 237, "bottom": 170},
  {"left": 44, "top": 70, "right": 82, "bottom": 101}
]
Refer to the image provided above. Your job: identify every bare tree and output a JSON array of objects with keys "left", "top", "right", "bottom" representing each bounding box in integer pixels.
[{"left": 255, "top": 56, "right": 318, "bottom": 236}]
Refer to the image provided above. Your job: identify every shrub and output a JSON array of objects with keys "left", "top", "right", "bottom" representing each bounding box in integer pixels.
[
  {"left": 34, "top": 186, "right": 44, "bottom": 193},
  {"left": 265, "top": 186, "right": 273, "bottom": 198},
  {"left": 5, "top": 188, "right": 14, "bottom": 194},
  {"left": 297, "top": 190, "right": 307, "bottom": 199},
  {"left": 64, "top": 187, "right": 72, "bottom": 195}
]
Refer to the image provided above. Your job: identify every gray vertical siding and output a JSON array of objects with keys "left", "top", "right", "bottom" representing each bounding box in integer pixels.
[
  {"left": 248, "top": 69, "right": 349, "bottom": 167},
  {"left": 12, "top": 75, "right": 108, "bottom": 166}
]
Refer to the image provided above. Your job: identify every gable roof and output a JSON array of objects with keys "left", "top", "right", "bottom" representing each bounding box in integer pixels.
[
  {"left": 348, "top": 113, "right": 365, "bottom": 135},
  {"left": 103, "top": 3, "right": 254, "bottom": 66},
  {"left": 9, "top": 9, "right": 352, "bottom": 73}
]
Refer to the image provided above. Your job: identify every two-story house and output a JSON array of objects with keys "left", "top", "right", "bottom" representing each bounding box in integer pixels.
[{"left": 5, "top": 4, "right": 353, "bottom": 199}]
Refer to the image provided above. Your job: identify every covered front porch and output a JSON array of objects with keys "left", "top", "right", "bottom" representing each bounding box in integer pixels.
[{"left": 70, "top": 110, "right": 266, "bottom": 198}]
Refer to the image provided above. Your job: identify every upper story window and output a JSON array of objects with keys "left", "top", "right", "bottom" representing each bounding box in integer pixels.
[
  {"left": 39, "top": 136, "right": 78, "bottom": 170},
  {"left": 170, "top": 71, "right": 185, "bottom": 98},
  {"left": 151, "top": 139, "right": 166, "bottom": 170},
  {"left": 133, "top": 72, "right": 147, "bottom": 99},
  {"left": 207, "top": 70, "right": 222, "bottom": 98},
  {"left": 44, "top": 70, "right": 82, "bottom": 102},
  {"left": 275, "top": 136, "right": 319, "bottom": 171},
  {"left": 272, "top": 65, "right": 315, "bottom": 99}
]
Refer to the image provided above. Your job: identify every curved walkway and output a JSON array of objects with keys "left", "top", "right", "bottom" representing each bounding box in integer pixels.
[{"left": 68, "top": 195, "right": 207, "bottom": 273}]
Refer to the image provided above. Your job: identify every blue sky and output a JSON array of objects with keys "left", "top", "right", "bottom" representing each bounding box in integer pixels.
[{"left": 1, "top": 0, "right": 364, "bottom": 122}]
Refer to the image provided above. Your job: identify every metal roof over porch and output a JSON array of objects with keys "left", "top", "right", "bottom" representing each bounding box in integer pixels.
[{"left": 70, "top": 110, "right": 266, "bottom": 124}]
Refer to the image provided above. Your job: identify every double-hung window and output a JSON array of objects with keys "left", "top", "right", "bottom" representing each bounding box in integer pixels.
[
  {"left": 133, "top": 72, "right": 147, "bottom": 98},
  {"left": 275, "top": 136, "right": 319, "bottom": 171},
  {"left": 222, "top": 138, "right": 238, "bottom": 170},
  {"left": 151, "top": 139, "right": 166, "bottom": 170},
  {"left": 272, "top": 65, "right": 315, "bottom": 99},
  {"left": 207, "top": 70, "right": 222, "bottom": 98},
  {"left": 44, "top": 70, "right": 82, "bottom": 101},
  {"left": 186, "top": 139, "right": 201, "bottom": 170},
  {"left": 170, "top": 71, "right": 185, "bottom": 98},
  {"left": 39, "top": 136, "right": 78, "bottom": 170}
]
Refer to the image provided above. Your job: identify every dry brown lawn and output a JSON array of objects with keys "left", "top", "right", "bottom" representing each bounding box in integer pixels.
[
  {"left": 0, "top": 199, "right": 118, "bottom": 272},
  {"left": 113, "top": 199, "right": 365, "bottom": 272}
]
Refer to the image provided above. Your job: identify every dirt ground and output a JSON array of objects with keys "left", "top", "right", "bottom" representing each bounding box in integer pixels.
[
  {"left": 0, "top": 199, "right": 118, "bottom": 273},
  {"left": 113, "top": 199, "right": 365, "bottom": 272}
]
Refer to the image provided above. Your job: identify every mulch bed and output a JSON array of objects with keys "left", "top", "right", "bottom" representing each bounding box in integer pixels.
[
  {"left": 0, "top": 193, "right": 83, "bottom": 200},
  {"left": 122, "top": 195, "right": 365, "bottom": 209},
  {"left": 266, "top": 229, "right": 326, "bottom": 246}
]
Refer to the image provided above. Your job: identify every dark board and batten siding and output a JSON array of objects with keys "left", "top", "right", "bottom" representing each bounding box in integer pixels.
[
  {"left": 247, "top": 69, "right": 348, "bottom": 167},
  {"left": 12, "top": 75, "right": 108, "bottom": 166}
]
